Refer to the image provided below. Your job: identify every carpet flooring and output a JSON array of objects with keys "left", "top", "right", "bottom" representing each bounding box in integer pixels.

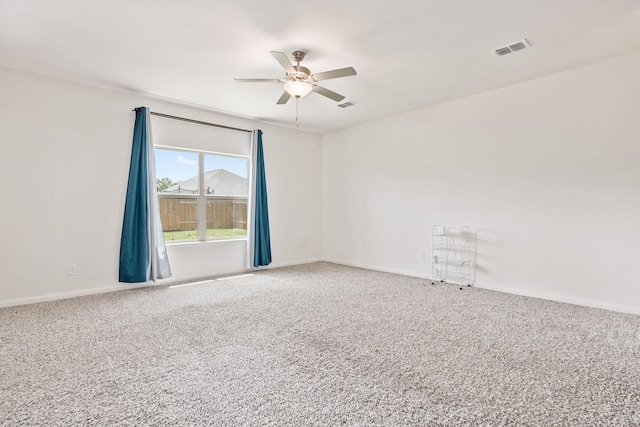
[{"left": 1, "top": 262, "right": 639, "bottom": 426}]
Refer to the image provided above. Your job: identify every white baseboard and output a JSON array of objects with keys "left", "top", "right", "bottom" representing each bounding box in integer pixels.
[
  {"left": 0, "top": 283, "right": 150, "bottom": 308},
  {"left": 474, "top": 283, "right": 640, "bottom": 316},
  {"left": 320, "top": 258, "right": 640, "bottom": 315},
  {"left": 0, "top": 259, "right": 324, "bottom": 308},
  {"left": 3, "top": 258, "right": 638, "bottom": 316},
  {"left": 265, "top": 257, "right": 323, "bottom": 269},
  {"left": 320, "top": 258, "right": 432, "bottom": 280}
]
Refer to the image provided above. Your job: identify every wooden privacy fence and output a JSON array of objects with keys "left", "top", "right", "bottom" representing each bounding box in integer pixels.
[{"left": 158, "top": 196, "right": 247, "bottom": 231}]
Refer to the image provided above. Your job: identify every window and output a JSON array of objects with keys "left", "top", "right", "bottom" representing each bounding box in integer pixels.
[{"left": 155, "top": 147, "right": 249, "bottom": 243}]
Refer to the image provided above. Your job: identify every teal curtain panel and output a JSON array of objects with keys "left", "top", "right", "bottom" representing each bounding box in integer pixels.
[{"left": 119, "top": 107, "right": 171, "bottom": 282}]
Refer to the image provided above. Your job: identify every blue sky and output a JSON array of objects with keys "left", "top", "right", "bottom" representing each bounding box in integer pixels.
[{"left": 155, "top": 149, "right": 249, "bottom": 182}]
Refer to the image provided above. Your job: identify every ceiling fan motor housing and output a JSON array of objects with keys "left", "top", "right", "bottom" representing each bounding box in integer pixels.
[{"left": 290, "top": 65, "right": 311, "bottom": 81}]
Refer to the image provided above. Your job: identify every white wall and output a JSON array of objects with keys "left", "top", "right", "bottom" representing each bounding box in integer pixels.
[
  {"left": 3, "top": 50, "right": 640, "bottom": 314},
  {"left": 0, "top": 66, "right": 322, "bottom": 306},
  {"left": 321, "top": 51, "right": 640, "bottom": 314}
]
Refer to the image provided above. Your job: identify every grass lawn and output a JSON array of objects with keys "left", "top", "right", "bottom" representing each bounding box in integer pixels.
[{"left": 164, "top": 228, "right": 247, "bottom": 241}]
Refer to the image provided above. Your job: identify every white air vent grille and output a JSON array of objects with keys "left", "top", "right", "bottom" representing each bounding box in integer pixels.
[
  {"left": 495, "top": 47, "right": 512, "bottom": 56},
  {"left": 509, "top": 41, "right": 527, "bottom": 51},
  {"left": 494, "top": 39, "right": 530, "bottom": 56},
  {"left": 337, "top": 101, "right": 357, "bottom": 108}
]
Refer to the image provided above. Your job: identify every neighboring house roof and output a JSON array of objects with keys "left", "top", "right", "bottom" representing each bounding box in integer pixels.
[{"left": 162, "top": 169, "right": 247, "bottom": 196}]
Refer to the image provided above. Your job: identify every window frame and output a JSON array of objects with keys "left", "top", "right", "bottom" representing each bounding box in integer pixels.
[{"left": 154, "top": 144, "right": 250, "bottom": 244}]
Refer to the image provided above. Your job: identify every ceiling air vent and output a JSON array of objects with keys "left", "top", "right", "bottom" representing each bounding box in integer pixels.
[
  {"left": 337, "top": 101, "right": 357, "bottom": 108},
  {"left": 494, "top": 39, "right": 530, "bottom": 56},
  {"left": 495, "top": 46, "right": 512, "bottom": 56}
]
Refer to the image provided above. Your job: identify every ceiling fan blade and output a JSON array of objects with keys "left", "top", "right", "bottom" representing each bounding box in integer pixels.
[
  {"left": 311, "top": 67, "right": 357, "bottom": 82},
  {"left": 271, "top": 51, "right": 295, "bottom": 73},
  {"left": 234, "top": 78, "right": 282, "bottom": 83},
  {"left": 311, "top": 85, "right": 346, "bottom": 102},
  {"left": 276, "top": 91, "right": 291, "bottom": 105}
]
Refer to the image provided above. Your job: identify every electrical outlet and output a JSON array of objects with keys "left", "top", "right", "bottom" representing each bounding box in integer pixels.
[
  {"left": 418, "top": 252, "right": 425, "bottom": 261},
  {"left": 68, "top": 264, "right": 77, "bottom": 276}
]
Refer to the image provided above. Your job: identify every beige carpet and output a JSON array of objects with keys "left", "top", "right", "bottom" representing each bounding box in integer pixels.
[{"left": 1, "top": 262, "right": 639, "bottom": 425}]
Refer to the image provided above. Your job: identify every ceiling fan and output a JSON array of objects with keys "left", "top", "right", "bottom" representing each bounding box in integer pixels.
[{"left": 234, "top": 51, "right": 357, "bottom": 104}]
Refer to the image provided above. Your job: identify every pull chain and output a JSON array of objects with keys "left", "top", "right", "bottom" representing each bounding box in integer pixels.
[{"left": 295, "top": 96, "right": 299, "bottom": 128}]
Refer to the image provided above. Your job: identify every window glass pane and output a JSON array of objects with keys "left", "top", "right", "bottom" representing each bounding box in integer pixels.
[
  {"left": 155, "top": 149, "right": 198, "bottom": 194},
  {"left": 204, "top": 154, "right": 249, "bottom": 240},
  {"left": 155, "top": 149, "right": 199, "bottom": 242},
  {"left": 158, "top": 196, "right": 198, "bottom": 242}
]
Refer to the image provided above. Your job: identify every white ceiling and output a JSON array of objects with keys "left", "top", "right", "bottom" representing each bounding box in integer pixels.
[{"left": 2, "top": 0, "right": 640, "bottom": 134}]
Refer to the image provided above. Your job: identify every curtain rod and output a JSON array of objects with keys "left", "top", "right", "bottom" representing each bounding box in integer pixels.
[{"left": 133, "top": 108, "right": 252, "bottom": 133}]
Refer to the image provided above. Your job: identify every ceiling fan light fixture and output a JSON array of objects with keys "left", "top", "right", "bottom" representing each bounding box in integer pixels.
[{"left": 284, "top": 81, "right": 312, "bottom": 98}]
